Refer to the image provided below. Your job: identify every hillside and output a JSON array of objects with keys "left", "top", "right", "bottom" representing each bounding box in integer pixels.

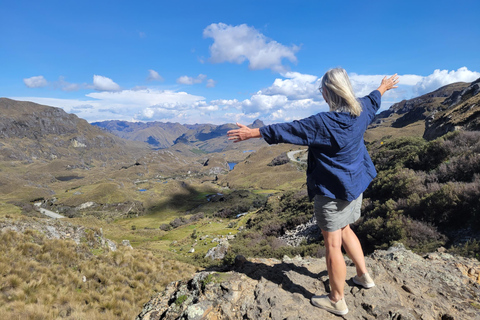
[
  {"left": 424, "top": 78, "right": 480, "bottom": 139},
  {"left": 0, "top": 98, "right": 147, "bottom": 163},
  {"left": 365, "top": 81, "right": 471, "bottom": 142}
]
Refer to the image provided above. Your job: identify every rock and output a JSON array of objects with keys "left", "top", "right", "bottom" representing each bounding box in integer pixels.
[
  {"left": 106, "top": 239, "right": 117, "bottom": 251},
  {"left": 279, "top": 216, "right": 320, "bottom": 246},
  {"left": 122, "top": 240, "right": 133, "bottom": 249},
  {"left": 189, "top": 248, "right": 195, "bottom": 253},
  {"left": 205, "top": 242, "right": 230, "bottom": 260},
  {"left": 137, "top": 244, "right": 480, "bottom": 320},
  {"left": 76, "top": 202, "right": 96, "bottom": 210}
]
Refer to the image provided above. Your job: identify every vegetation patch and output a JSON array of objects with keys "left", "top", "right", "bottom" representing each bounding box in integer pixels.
[{"left": 0, "top": 227, "right": 196, "bottom": 320}]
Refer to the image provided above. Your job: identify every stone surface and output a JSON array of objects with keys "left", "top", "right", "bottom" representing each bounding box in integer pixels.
[
  {"left": 137, "top": 244, "right": 480, "bottom": 320},
  {"left": 204, "top": 241, "right": 230, "bottom": 260}
]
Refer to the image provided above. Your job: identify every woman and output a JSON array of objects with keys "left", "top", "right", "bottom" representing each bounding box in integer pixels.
[{"left": 227, "top": 68, "right": 399, "bottom": 315}]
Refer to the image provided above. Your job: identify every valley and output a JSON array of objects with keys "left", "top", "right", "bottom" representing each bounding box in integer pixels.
[{"left": 1, "top": 77, "right": 480, "bottom": 319}]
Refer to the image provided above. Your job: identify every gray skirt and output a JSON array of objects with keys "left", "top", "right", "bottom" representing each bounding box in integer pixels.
[{"left": 314, "top": 193, "right": 363, "bottom": 232}]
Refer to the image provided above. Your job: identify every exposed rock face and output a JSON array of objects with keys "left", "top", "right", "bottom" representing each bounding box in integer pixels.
[
  {"left": 373, "top": 82, "right": 470, "bottom": 129},
  {"left": 424, "top": 78, "right": 480, "bottom": 140},
  {"left": 0, "top": 218, "right": 117, "bottom": 251},
  {"left": 137, "top": 244, "right": 480, "bottom": 320},
  {"left": 204, "top": 240, "right": 230, "bottom": 260},
  {"left": 268, "top": 152, "right": 290, "bottom": 166}
]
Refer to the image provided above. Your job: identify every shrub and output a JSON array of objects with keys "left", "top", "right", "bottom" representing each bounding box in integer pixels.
[{"left": 159, "top": 224, "right": 171, "bottom": 231}]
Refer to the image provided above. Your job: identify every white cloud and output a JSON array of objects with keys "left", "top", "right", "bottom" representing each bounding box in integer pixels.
[
  {"left": 93, "top": 75, "right": 121, "bottom": 91},
  {"left": 12, "top": 67, "right": 480, "bottom": 125},
  {"left": 86, "top": 89, "right": 204, "bottom": 108},
  {"left": 206, "top": 79, "right": 216, "bottom": 88},
  {"left": 24, "top": 76, "right": 48, "bottom": 88},
  {"left": 203, "top": 23, "right": 299, "bottom": 72},
  {"left": 147, "top": 69, "right": 163, "bottom": 81},
  {"left": 177, "top": 74, "right": 207, "bottom": 85},
  {"left": 263, "top": 72, "right": 321, "bottom": 99},
  {"left": 198, "top": 105, "right": 219, "bottom": 111},
  {"left": 348, "top": 67, "right": 480, "bottom": 108},
  {"left": 412, "top": 67, "right": 480, "bottom": 96}
]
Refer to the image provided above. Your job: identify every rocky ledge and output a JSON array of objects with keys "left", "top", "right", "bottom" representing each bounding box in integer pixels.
[{"left": 137, "top": 244, "right": 480, "bottom": 320}]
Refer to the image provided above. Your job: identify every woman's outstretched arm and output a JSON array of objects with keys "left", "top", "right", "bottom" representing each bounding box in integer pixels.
[{"left": 227, "top": 122, "right": 261, "bottom": 142}]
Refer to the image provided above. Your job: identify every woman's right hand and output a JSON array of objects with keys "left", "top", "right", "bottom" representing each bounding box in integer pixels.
[
  {"left": 227, "top": 122, "right": 261, "bottom": 142},
  {"left": 377, "top": 74, "right": 399, "bottom": 96}
]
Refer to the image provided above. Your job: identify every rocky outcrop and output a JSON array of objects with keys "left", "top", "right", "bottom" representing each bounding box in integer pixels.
[
  {"left": 137, "top": 244, "right": 480, "bottom": 320},
  {"left": 424, "top": 78, "right": 480, "bottom": 140},
  {"left": 373, "top": 82, "right": 469, "bottom": 126},
  {"left": 279, "top": 216, "right": 320, "bottom": 246}
]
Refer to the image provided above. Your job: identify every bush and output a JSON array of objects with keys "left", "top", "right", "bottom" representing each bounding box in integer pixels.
[{"left": 159, "top": 224, "right": 172, "bottom": 231}]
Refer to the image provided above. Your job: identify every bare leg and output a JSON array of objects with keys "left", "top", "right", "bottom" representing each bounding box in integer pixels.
[
  {"left": 341, "top": 224, "right": 367, "bottom": 277},
  {"left": 322, "top": 228, "right": 346, "bottom": 302}
]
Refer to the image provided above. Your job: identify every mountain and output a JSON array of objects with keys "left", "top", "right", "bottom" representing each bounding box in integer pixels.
[
  {"left": 374, "top": 81, "right": 469, "bottom": 128},
  {"left": 0, "top": 98, "right": 147, "bottom": 163},
  {"left": 91, "top": 120, "right": 200, "bottom": 148},
  {"left": 92, "top": 120, "right": 267, "bottom": 153},
  {"left": 424, "top": 78, "right": 480, "bottom": 140},
  {"left": 174, "top": 120, "right": 266, "bottom": 153},
  {"left": 366, "top": 79, "right": 480, "bottom": 142},
  {"left": 137, "top": 244, "right": 480, "bottom": 320},
  {"left": 0, "top": 98, "right": 153, "bottom": 202}
]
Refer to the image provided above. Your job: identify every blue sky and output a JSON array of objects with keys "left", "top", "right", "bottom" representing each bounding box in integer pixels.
[{"left": 2, "top": 0, "right": 480, "bottom": 124}]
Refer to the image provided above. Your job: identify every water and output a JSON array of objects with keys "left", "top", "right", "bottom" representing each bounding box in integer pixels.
[
  {"left": 56, "top": 175, "right": 83, "bottom": 181},
  {"left": 228, "top": 162, "right": 237, "bottom": 170}
]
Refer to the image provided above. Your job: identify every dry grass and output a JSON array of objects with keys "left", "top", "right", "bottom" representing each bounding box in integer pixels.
[
  {"left": 219, "top": 144, "right": 306, "bottom": 190},
  {"left": 0, "top": 228, "right": 197, "bottom": 320},
  {"left": 365, "top": 116, "right": 425, "bottom": 143}
]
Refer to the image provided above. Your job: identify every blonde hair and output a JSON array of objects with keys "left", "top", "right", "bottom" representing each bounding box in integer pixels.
[{"left": 321, "top": 68, "right": 362, "bottom": 117}]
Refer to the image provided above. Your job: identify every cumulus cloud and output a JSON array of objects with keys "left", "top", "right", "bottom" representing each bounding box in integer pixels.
[
  {"left": 348, "top": 67, "right": 480, "bottom": 107},
  {"left": 13, "top": 67, "right": 480, "bottom": 125},
  {"left": 93, "top": 75, "right": 121, "bottom": 91},
  {"left": 147, "top": 69, "right": 163, "bottom": 81},
  {"left": 203, "top": 23, "right": 299, "bottom": 72},
  {"left": 177, "top": 74, "right": 207, "bottom": 85},
  {"left": 263, "top": 72, "right": 321, "bottom": 99},
  {"left": 24, "top": 76, "right": 48, "bottom": 88},
  {"left": 412, "top": 67, "right": 480, "bottom": 96}
]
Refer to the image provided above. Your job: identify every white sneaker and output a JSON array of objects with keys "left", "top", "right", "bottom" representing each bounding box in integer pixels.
[
  {"left": 352, "top": 272, "right": 375, "bottom": 289},
  {"left": 311, "top": 295, "right": 349, "bottom": 315}
]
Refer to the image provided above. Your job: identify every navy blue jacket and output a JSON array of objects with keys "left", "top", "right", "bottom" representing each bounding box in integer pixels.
[{"left": 259, "top": 90, "right": 381, "bottom": 201}]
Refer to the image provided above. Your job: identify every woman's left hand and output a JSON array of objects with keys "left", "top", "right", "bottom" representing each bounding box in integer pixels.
[{"left": 377, "top": 74, "right": 399, "bottom": 96}]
